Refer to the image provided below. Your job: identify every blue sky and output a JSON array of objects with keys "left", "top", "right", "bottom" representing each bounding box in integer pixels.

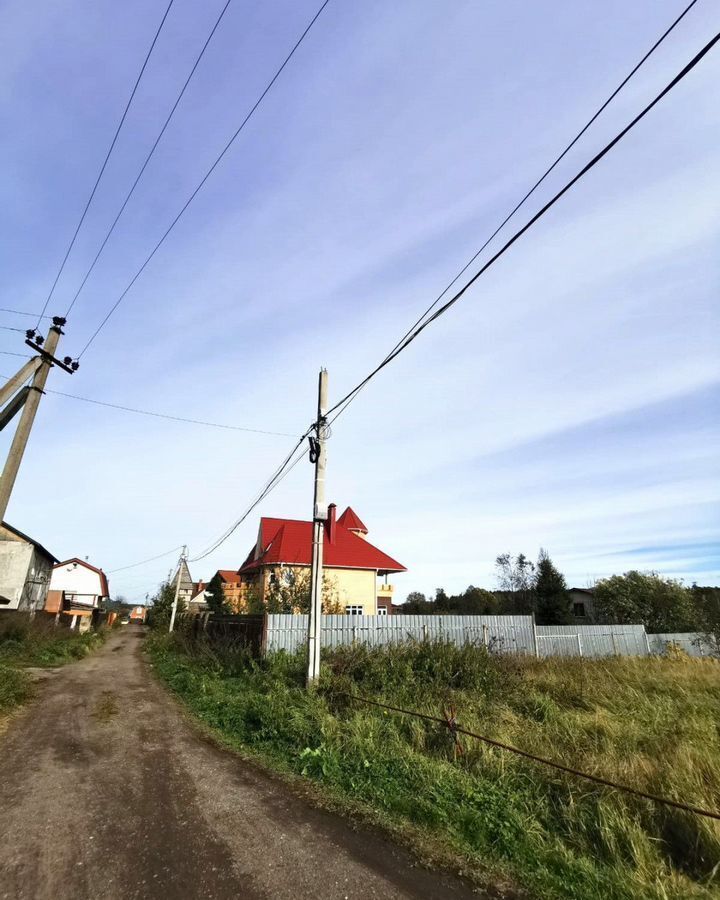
[{"left": 0, "top": 0, "right": 718, "bottom": 601}]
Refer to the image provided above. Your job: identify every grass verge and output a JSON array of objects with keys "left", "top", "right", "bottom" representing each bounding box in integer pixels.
[
  {"left": 0, "top": 614, "right": 107, "bottom": 717},
  {"left": 147, "top": 633, "right": 720, "bottom": 900}
]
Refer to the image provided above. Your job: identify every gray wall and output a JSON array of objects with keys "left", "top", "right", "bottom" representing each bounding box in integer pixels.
[{"left": 0, "top": 542, "right": 52, "bottom": 611}]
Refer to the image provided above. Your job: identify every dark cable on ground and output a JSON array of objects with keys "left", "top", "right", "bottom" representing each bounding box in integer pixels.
[
  {"left": 336, "top": 692, "right": 720, "bottom": 821},
  {"left": 326, "top": 29, "right": 720, "bottom": 420},
  {"left": 77, "top": 0, "right": 332, "bottom": 359},
  {"left": 35, "top": 0, "right": 176, "bottom": 327},
  {"left": 64, "top": 0, "right": 234, "bottom": 318}
]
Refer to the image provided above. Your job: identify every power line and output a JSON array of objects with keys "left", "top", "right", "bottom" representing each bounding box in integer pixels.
[
  {"left": 189, "top": 431, "right": 311, "bottom": 561},
  {"left": 44, "top": 386, "right": 296, "bottom": 436},
  {"left": 108, "top": 545, "right": 184, "bottom": 574},
  {"left": 35, "top": 0, "right": 176, "bottom": 327},
  {"left": 64, "top": 0, "right": 234, "bottom": 318},
  {"left": 326, "top": 29, "right": 720, "bottom": 421},
  {"left": 0, "top": 309, "right": 51, "bottom": 320},
  {"left": 328, "top": 0, "right": 701, "bottom": 426},
  {"left": 0, "top": 352, "right": 33, "bottom": 359},
  {"left": 77, "top": 0, "right": 333, "bottom": 359},
  {"left": 0, "top": 372, "right": 295, "bottom": 435},
  {"left": 0, "top": 326, "right": 27, "bottom": 333}
]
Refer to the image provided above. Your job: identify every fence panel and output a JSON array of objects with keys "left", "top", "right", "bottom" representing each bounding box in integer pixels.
[
  {"left": 265, "top": 614, "right": 536, "bottom": 655},
  {"left": 536, "top": 624, "right": 649, "bottom": 658},
  {"left": 647, "top": 632, "right": 716, "bottom": 658}
]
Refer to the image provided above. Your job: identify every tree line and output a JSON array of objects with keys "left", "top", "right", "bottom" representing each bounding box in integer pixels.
[{"left": 402, "top": 549, "right": 720, "bottom": 641}]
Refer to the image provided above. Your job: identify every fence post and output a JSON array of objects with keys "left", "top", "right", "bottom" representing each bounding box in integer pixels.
[
  {"left": 531, "top": 612, "right": 539, "bottom": 658},
  {"left": 482, "top": 623, "right": 489, "bottom": 648},
  {"left": 643, "top": 627, "right": 651, "bottom": 657},
  {"left": 261, "top": 612, "right": 269, "bottom": 657},
  {"left": 577, "top": 633, "right": 583, "bottom": 657}
]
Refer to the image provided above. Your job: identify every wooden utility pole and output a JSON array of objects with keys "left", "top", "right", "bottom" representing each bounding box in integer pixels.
[
  {"left": 0, "top": 321, "right": 64, "bottom": 522},
  {"left": 168, "top": 545, "right": 188, "bottom": 633},
  {"left": 306, "top": 368, "right": 328, "bottom": 687}
]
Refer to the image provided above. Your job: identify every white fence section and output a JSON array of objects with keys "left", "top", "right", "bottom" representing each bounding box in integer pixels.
[
  {"left": 263, "top": 615, "right": 716, "bottom": 660},
  {"left": 265, "top": 614, "right": 536, "bottom": 655},
  {"left": 647, "top": 632, "right": 716, "bottom": 658},
  {"left": 536, "top": 624, "right": 650, "bottom": 658}
]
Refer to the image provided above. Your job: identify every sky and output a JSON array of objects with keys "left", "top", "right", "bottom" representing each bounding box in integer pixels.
[{"left": 0, "top": 0, "right": 718, "bottom": 603}]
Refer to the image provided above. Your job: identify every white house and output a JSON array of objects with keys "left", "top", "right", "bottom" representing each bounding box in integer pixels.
[
  {"left": 48, "top": 558, "right": 110, "bottom": 629},
  {"left": 0, "top": 522, "right": 58, "bottom": 612}
]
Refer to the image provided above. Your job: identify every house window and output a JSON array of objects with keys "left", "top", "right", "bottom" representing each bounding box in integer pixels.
[
  {"left": 345, "top": 605, "right": 364, "bottom": 616},
  {"left": 377, "top": 607, "right": 388, "bottom": 616},
  {"left": 573, "top": 602, "right": 586, "bottom": 618}
]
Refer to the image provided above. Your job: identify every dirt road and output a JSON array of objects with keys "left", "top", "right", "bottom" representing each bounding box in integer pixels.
[{"left": 0, "top": 628, "right": 481, "bottom": 899}]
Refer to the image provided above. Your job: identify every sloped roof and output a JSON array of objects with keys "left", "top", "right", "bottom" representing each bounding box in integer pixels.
[
  {"left": 1, "top": 521, "right": 58, "bottom": 563},
  {"left": 216, "top": 569, "right": 242, "bottom": 586},
  {"left": 53, "top": 557, "right": 109, "bottom": 596},
  {"left": 239, "top": 515, "right": 405, "bottom": 575},
  {"left": 337, "top": 506, "right": 368, "bottom": 534}
]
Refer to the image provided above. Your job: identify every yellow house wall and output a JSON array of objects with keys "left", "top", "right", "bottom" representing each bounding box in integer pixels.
[
  {"left": 325, "top": 567, "right": 376, "bottom": 614},
  {"left": 250, "top": 565, "right": 378, "bottom": 614}
]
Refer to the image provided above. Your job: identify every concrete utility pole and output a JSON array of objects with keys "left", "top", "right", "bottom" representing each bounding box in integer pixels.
[
  {"left": 306, "top": 368, "right": 328, "bottom": 687},
  {"left": 168, "top": 545, "right": 188, "bottom": 633},
  {"left": 0, "top": 321, "right": 64, "bottom": 522}
]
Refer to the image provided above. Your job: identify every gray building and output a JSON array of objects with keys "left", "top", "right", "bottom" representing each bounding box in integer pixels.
[
  {"left": 0, "top": 522, "right": 58, "bottom": 612},
  {"left": 567, "top": 587, "right": 596, "bottom": 623}
]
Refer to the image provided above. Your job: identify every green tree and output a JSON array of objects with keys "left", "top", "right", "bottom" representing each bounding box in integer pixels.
[
  {"left": 495, "top": 553, "right": 536, "bottom": 614},
  {"left": 454, "top": 585, "right": 500, "bottom": 615},
  {"left": 146, "top": 579, "right": 183, "bottom": 629},
  {"left": 403, "top": 591, "right": 431, "bottom": 613},
  {"left": 205, "top": 572, "right": 229, "bottom": 616},
  {"left": 246, "top": 567, "right": 341, "bottom": 614},
  {"left": 691, "top": 584, "right": 720, "bottom": 658},
  {"left": 594, "top": 571, "right": 694, "bottom": 632},
  {"left": 534, "top": 549, "right": 570, "bottom": 625}
]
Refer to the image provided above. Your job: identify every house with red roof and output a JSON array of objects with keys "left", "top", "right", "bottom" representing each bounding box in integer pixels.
[{"left": 238, "top": 503, "right": 406, "bottom": 615}]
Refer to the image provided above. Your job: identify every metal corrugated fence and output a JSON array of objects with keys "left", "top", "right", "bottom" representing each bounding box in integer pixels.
[
  {"left": 647, "top": 632, "right": 715, "bottom": 658},
  {"left": 536, "top": 624, "right": 650, "bottom": 658},
  {"left": 265, "top": 614, "right": 537, "bottom": 654},
  {"left": 261, "top": 615, "right": 717, "bottom": 659}
]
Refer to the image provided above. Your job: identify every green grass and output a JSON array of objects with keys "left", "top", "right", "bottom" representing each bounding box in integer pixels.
[
  {"left": 147, "top": 633, "right": 720, "bottom": 900},
  {"left": 0, "top": 614, "right": 106, "bottom": 716}
]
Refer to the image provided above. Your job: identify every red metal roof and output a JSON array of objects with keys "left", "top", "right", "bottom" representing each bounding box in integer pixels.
[
  {"left": 238, "top": 514, "right": 405, "bottom": 575},
  {"left": 336, "top": 506, "right": 368, "bottom": 534},
  {"left": 53, "top": 558, "right": 109, "bottom": 597}
]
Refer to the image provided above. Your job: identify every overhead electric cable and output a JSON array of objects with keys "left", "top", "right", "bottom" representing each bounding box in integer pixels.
[
  {"left": 328, "top": 0, "right": 701, "bottom": 425},
  {"left": 77, "top": 0, "right": 332, "bottom": 359},
  {"left": 44, "top": 386, "right": 296, "bottom": 436},
  {"left": 108, "top": 545, "right": 185, "bottom": 573},
  {"left": 326, "top": 28, "right": 720, "bottom": 420},
  {"left": 64, "top": 0, "right": 234, "bottom": 317},
  {"left": 34, "top": 0, "right": 176, "bottom": 326},
  {"left": 0, "top": 308, "right": 51, "bottom": 320},
  {"left": 189, "top": 431, "right": 311, "bottom": 561}
]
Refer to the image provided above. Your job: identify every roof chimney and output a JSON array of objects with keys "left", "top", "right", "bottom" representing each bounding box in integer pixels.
[{"left": 326, "top": 503, "right": 337, "bottom": 544}]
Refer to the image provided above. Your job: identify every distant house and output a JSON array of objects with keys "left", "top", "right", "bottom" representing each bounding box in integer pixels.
[
  {"left": 238, "top": 503, "right": 406, "bottom": 616},
  {"left": 568, "top": 587, "right": 596, "bottom": 623},
  {"left": 188, "top": 580, "right": 209, "bottom": 614},
  {"left": 211, "top": 570, "right": 244, "bottom": 612},
  {"left": 0, "top": 522, "right": 58, "bottom": 612},
  {"left": 47, "top": 558, "right": 110, "bottom": 630},
  {"left": 169, "top": 559, "right": 195, "bottom": 608}
]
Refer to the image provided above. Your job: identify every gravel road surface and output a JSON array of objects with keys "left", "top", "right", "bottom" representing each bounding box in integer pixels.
[{"left": 0, "top": 627, "right": 483, "bottom": 899}]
